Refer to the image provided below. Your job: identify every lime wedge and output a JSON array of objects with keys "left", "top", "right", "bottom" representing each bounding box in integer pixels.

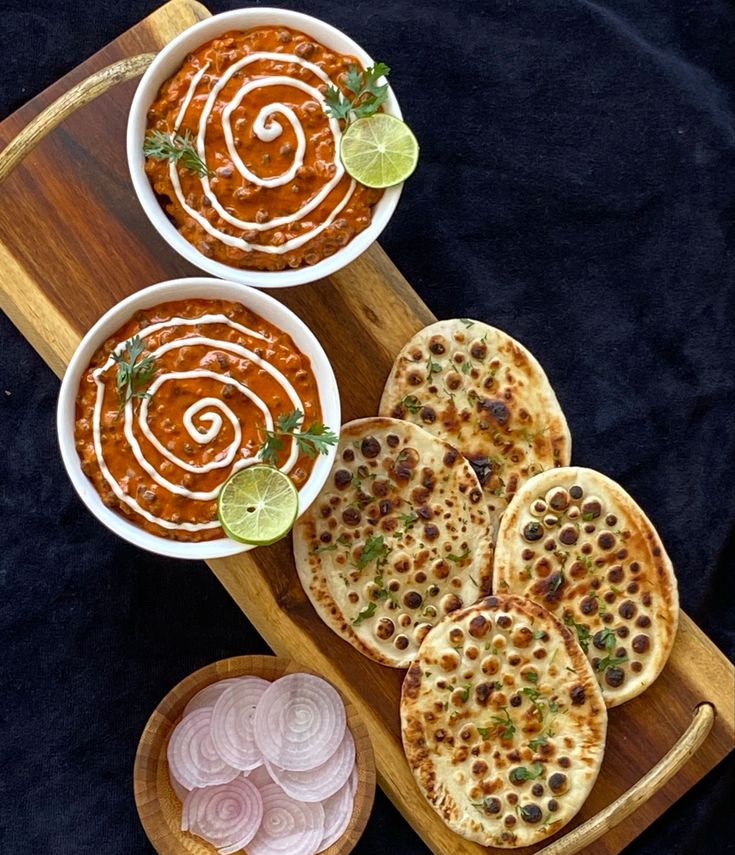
[
  {"left": 217, "top": 465, "right": 298, "bottom": 546},
  {"left": 340, "top": 114, "right": 419, "bottom": 188}
]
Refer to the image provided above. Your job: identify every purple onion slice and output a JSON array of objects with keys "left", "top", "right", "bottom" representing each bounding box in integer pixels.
[
  {"left": 247, "top": 782, "right": 325, "bottom": 855},
  {"left": 183, "top": 677, "right": 243, "bottom": 716},
  {"left": 167, "top": 708, "right": 240, "bottom": 790},
  {"left": 266, "top": 729, "right": 355, "bottom": 802},
  {"left": 254, "top": 674, "right": 346, "bottom": 771},
  {"left": 183, "top": 776, "right": 263, "bottom": 854},
  {"left": 210, "top": 677, "right": 269, "bottom": 770},
  {"left": 317, "top": 777, "right": 355, "bottom": 852}
]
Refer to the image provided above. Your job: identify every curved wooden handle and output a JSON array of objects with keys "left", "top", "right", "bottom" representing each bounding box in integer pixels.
[
  {"left": 536, "top": 702, "right": 716, "bottom": 855},
  {"left": 0, "top": 53, "right": 155, "bottom": 185}
]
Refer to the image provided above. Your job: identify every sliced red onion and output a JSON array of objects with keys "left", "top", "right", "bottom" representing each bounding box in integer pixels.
[
  {"left": 317, "top": 777, "right": 355, "bottom": 852},
  {"left": 183, "top": 677, "right": 243, "bottom": 716},
  {"left": 167, "top": 709, "right": 240, "bottom": 790},
  {"left": 266, "top": 729, "right": 355, "bottom": 802},
  {"left": 247, "top": 782, "right": 325, "bottom": 855},
  {"left": 183, "top": 776, "right": 263, "bottom": 854},
  {"left": 254, "top": 674, "right": 346, "bottom": 771},
  {"left": 211, "top": 677, "right": 270, "bottom": 770}
]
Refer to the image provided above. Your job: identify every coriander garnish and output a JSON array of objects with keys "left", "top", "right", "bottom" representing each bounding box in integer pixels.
[
  {"left": 143, "top": 129, "right": 213, "bottom": 178},
  {"left": 490, "top": 707, "right": 516, "bottom": 740},
  {"left": 259, "top": 409, "right": 338, "bottom": 465},
  {"left": 357, "top": 534, "right": 390, "bottom": 569},
  {"left": 111, "top": 335, "right": 156, "bottom": 410},
  {"left": 352, "top": 602, "right": 377, "bottom": 626},
  {"left": 400, "top": 394, "right": 422, "bottom": 414},
  {"left": 325, "top": 62, "right": 390, "bottom": 124},
  {"left": 563, "top": 612, "right": 591, "bottom": 653}
]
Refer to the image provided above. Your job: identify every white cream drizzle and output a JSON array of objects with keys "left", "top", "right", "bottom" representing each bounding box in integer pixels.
[
  {"left": 166, "top": 50, "right": 356, "bottom": 254},
  {"left": 91, "top": 316, "right": 307, "bottom": 532}
]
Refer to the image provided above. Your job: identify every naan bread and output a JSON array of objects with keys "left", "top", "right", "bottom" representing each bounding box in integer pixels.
[
  {"left": 493, "top": 467, "right": 679, "bottom": 707},
  {"left": 293, "top": 417, "right": 494, "bottom": 668},
  {"left": 401, "top": 595, "right": 606, "bottom": 848},
  {"left": 379, "top": 319, "right": 571, "bottom": 531}
]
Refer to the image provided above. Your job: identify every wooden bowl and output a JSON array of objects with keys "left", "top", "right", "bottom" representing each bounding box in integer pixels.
[{"left": 134, "top": 655, "right": 376, "bottom": 855}]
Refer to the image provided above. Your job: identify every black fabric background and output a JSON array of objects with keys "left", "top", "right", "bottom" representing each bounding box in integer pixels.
[{"left": 1, "top": 1, "right": 734, "bottom": 853}]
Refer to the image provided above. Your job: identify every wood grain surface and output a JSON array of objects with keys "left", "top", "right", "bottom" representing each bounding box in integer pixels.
[
  {"left": 134, "top": 655, "right": 375, "bottom": 855},
  {"left": 0, "top": 2, "right": 733, "bottom": 854}
]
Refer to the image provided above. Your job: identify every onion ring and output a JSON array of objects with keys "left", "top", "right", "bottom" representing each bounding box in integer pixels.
[
  {"left": 183, "top": 776, "right": 263, "bottom": 854},
  {"left": 247, "top": 782, "right": 325, "bottom": 855},
  {"left": 266, "top": 729, "right": 355, "bottom": 802},
  {"left": 211, "top": 676, "right": 269, "bottom": 770},
  {"left": 183, "top": 677, "right": 243, "bottom": 716},
  {"left": 317, "top": 777, "right": 355, "bottom": 852},
  {"left": 254, "top": 674, "right": 346, "bottom": 771},
  {"left": 167, "top": 708, "right": 240, "bottom": 790}
]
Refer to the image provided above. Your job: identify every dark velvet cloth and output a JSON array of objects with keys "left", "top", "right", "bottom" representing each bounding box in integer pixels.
[{"left": 2, "top": 1, "right": 734, "bottom": 852}]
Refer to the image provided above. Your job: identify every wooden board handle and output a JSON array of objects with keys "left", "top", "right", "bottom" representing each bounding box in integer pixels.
[
  {"left": 536, "top": 702, "right": 716, "bottom": 855},
  {"left": 0, "top": 53, "right": 155, "bottom": 184}
]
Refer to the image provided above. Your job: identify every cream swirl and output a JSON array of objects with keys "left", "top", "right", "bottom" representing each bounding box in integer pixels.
[
  {"left": 91, "top": 314, "right": 306, "bottom": 532},
  {"left": 168, "top": 52, "right": 356, "bottom": 254}
]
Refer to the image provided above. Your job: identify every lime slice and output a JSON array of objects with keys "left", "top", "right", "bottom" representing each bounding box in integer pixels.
[
  {"left": 340, "top": 114, "right": 419, "bottom": 188},
  {"left": 217, "top": 465, "right": 298, "bottom": 546}
]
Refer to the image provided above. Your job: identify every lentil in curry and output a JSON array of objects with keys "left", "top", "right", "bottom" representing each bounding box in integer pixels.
[
  {"left": 74, "top": 299, "right": 322, "bottom": 542},
  {"left": 144, "top": 27, "right": 383, "bottom": 271}
]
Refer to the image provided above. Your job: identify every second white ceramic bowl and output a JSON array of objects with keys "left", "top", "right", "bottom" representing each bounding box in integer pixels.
[
  {"left": 57, "top": 278, "right": 341, "bottom": 560},
  {"left": 127, "top": 7, "right": 403, "bottom": 288}
]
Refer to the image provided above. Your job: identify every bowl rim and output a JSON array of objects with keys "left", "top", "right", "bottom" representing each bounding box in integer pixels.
[
  {"left": 126, "top": 7, "right": 403, "bottom": 289},
  {"left": 57, "top": 277, "right": 341, "bottom": 560},
  {"left": 133, "top": 654, "right": 377, "bottom": 855}
]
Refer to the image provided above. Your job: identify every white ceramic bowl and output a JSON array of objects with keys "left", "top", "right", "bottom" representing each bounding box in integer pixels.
[
  {"left": 57, "top": 278, "right": 341, "bottom": 560},
  {"left": 127, "top": 7, "right": 403, "bottom": 288}
]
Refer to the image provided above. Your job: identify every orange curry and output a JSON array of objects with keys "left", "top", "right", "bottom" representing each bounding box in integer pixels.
[
  {"left": 144, "top": 27, "right": 382, "bottom": 271},
  {"left": 74, "top": 299, "right": 322, "bottom": 542}
]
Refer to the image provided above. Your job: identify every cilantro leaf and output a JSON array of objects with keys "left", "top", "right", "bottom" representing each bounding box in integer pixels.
[
  {"left": 357, "top": 534, "right": 390, "bottom": 569},
  {"left": 324, "top": 63, "right": 391, "bottom": 125},
  {"left": 352, "top": 602, "right": 377, "bottom": 626},
  {"left": 259, "top": 409, "right": 337, "bottom": 465},
  {"left": 111, "top": 335, "right": 157, "bottom": 410}
]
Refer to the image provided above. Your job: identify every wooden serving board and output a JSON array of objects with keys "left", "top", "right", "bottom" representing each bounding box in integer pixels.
[{"left": 1, "top": 2, "right": 732, "bottom": 853}]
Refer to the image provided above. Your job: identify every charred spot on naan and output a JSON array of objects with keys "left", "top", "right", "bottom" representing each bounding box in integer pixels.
[
  {"left": 494, "top": 467, "right": 679, "bottom": 708},
  {"left": 399, "top": 595, "right": 606, "bottom": 847},
  {"left": 379, "top": 320, "right": 571, "bottom": 532},
  {"left": 293, "top": 417, "right": 494, "bottom": 668}
]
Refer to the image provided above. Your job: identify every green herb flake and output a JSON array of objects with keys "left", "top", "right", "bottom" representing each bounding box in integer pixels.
[
  {"left": 143, "top": 129, "right": 213, "bottom": 178},
  {"left": 325, "top": 62, "right": 390, "bottom": 124},
  {"left": 426, "top": 357, "right": 442, "bottom": 382},
  {"left": 400, "top": 394, "right": 422, "bottom": 414},
  {"left": 311, "top": 543, "right": 339, "bottom": 554},
  {"left": 490, "top": 707, "right": 516, "bottom": 740},
  {"left": 352, "top": 602, "right": 377, "bottom": 626},
  {"left": 509, "top": 762, "right": 544, "bottom": 783},
  {"left": 563, "top": 612, "right": 591, "bottom": 654},
  {"left": 259, "top": 408, "right": 337, "bottom": 465},
  {"left": 111, "top": 336, "right": 157, "bottom": 411},
  {"left": 447, "top": 548, "right": 471, "bottom": 563},
  {"left": 357, "top": 534, "right": 390, "bottom": 569}
]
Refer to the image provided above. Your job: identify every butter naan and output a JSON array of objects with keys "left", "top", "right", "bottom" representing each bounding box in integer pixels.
[
  {"left": 292, "top": 417, "right": 494, "bottom": 668},
  {"left": 379, "top": 319, "right": 571, "bottom": 530},
  {"left": 401, "top": 595, "right": 606, "bottom": 848},
  {"left": 494, "top": 467, "right": 679, "bottom": 707}
]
